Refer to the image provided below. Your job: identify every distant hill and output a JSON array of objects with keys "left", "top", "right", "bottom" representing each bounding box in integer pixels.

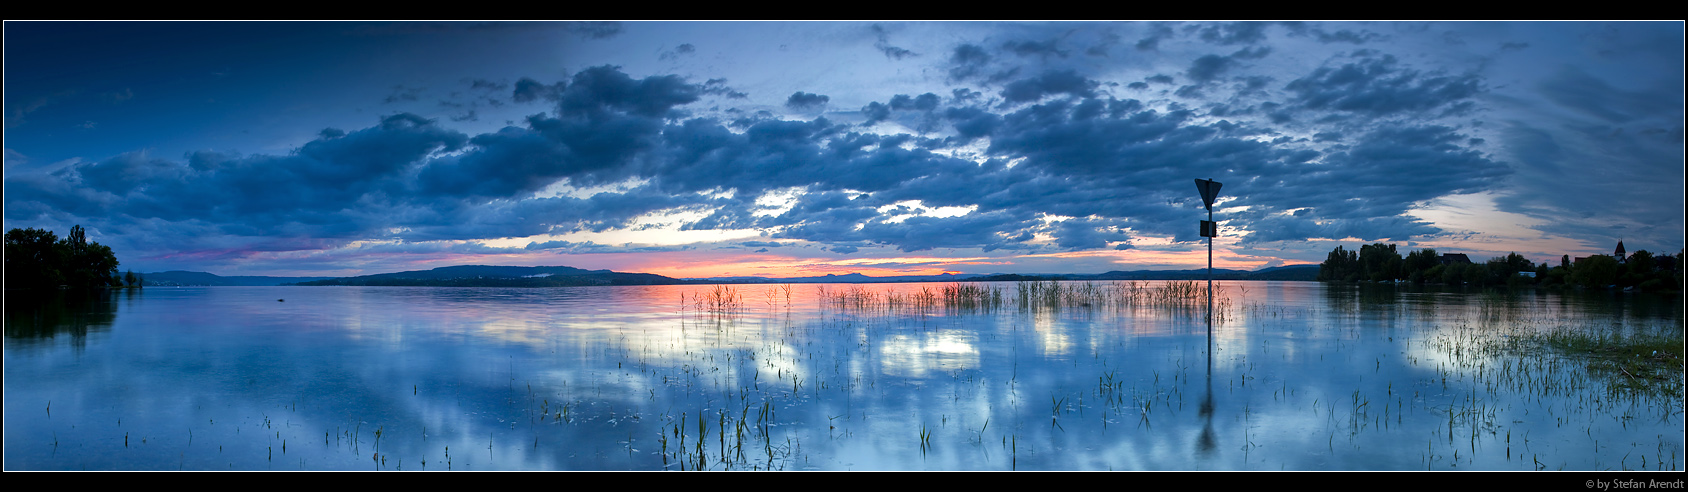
[
  {"left": 1245, "top": 265, "right": 1322, "bottom": 281},
  {"left": 289, "top": 265, "right": 684, "bottom": 287},
  {"left": 695, "top": 265, "right": 1320, "bottom": 284},
  {"left": 141, "top": 271, "right": 336, "bottom": 286},
  {"left": 146, "top": 263, "right": 1319, "bottom": 288},
  {"left": 696, "top": 272, "right": 984, "bottom": 284}
]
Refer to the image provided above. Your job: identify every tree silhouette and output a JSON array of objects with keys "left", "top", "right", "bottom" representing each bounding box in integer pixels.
[
  {"left": 5, "top": 228, "right": 64, "bottom": 288},
  {"left": 4, "top": 225, "right": 121, "bottom": 290}
]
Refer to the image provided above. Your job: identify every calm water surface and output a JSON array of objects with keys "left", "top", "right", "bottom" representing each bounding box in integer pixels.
[{"left": 4, "top": 281, "right": 1682, "bottom": 470}]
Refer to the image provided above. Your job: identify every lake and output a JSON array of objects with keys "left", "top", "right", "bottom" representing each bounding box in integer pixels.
[{"left": 3, "top": 281, "right": 1682, "bottom": 470}]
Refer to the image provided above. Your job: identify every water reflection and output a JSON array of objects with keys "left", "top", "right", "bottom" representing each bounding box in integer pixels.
[
  {"left": 3, "top": 282, "right": 1681, "bottom": 470},
  {"left": 1197, "top": 314, "right": 1216, "bottom": 457},
  {"left": 4, "top": 289, "right": 119, "bottom": 350}
]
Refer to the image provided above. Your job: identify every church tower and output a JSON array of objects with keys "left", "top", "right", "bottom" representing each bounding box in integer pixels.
[{"left": 1615, "top": 240, "right": 1627, "bottom": 263}]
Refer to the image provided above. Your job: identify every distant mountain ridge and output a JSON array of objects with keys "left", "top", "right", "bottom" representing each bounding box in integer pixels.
[
  {"left": 699, "top": 272, "right": 984, "bottom": 284},
  {"left": 693, "top": 265, "right": 1320, "bottom": 283},
  {"left": 144, "top": 264, "right": 1319, "bottom": 287},
  {"left": 289, "top": 265, "right": 682, "bottom": 287}
]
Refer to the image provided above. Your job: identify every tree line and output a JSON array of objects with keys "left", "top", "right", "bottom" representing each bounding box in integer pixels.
[
  {"left": 1317, "top": 243, "right": 1684, "bottom": 292},
  {"left": 5, "top": 225, "right": 139, "bottom": 290}
]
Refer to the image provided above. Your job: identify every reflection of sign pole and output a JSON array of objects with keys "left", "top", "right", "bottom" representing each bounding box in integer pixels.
[{"left": 1195, "top": 178, "right": 1222, "bottom": 323}]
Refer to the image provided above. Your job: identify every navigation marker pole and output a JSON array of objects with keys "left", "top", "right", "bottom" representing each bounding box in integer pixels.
[{"left": 1194, "top": 178, "right": 1223, "bottom": 324}]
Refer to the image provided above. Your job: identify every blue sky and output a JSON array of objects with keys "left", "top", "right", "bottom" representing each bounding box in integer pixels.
[{"left": 4, "top": 21, "right": 1682, "bottom": 278}]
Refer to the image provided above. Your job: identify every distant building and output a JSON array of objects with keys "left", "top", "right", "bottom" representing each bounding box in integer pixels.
[
  {"left": 1614, "top": 240, "right": 1626, "bottom": 264},
  {"left": 1439, "top": 253, "right": 1472, "bottom": 265},
  {"left": 1518, "top": 271, "right": 1536, "bottom": 278}
]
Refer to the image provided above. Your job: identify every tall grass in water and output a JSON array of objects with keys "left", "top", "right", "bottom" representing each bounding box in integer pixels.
[
  {"left": 1013, "top": 280, "right": 1230, "bottom": 315},
  {"left": 816, "top": 280, "right": 1232, "bottom": 319},
  {"left": 1433, "top": 301, "right": 1684, "bottom": 407},
  {"left": 685, "top": 285, "right": 744, "bottom": 320},
  {"left": 941, "top": 283, "right": 1003, "bottom": 311}
]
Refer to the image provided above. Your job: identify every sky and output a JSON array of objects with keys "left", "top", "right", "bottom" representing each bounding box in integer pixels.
[{"left": 4, "top": 21, "right": 1683, "bottom": 279}]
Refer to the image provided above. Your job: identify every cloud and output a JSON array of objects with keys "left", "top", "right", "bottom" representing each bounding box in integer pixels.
[
  {"left": 1000, "top": 70, "right": 1098, "bottom": 104},
  {"left": 8, "top": 57, "right": 1513, "bottom": 261},
  {"left": 1285, "top": 53, "right": 1482, "bottom": 116},
  {"left": 11, "top": 27, "right": 1669, "bottom": 276},
  {"left": 513, "top": 77, "right": 564, "bottom": 103},
  {"left": 469, "top": 79, "right": 507, "bottom": 91},
  {"left": 700, "top": 78, "right": 748, "bottom": 99},
  {"left": 1315, "top": 29, "right": 1383, "bottom": 44},
  {"left": 947, "top": 44, "right": 992, "bottom": 82},
  {"left": 1186, "top": 54, "right": 1234, "bottom": 83},
  {"left": 1535, "top": 66, "right": 1663, "bottom": 124},
  {"left": 785, "top": 91, "right": 830, "bottom": 111},
  {"left": 557, "top": 66, "right": 702, "bottom": 119},
  {"left": 1002, "top": 39, "right": 1068, "bottom": 59},
  {"left": 1281, "top": 23, "right": 1385, "bottom": 45},
  {"left": 6, "top": 113, "right": 472, "bottom": 244},
  {"left": 871, "top": 24, "right": 916, "bottom": 60},
  {"left": 565, "top": 22, "right": 622, "bottom": 40},
  {"left": 659, "top": 43, "right": 696, "bottom": 61},
  {"left": 1134, "top": 23, "right": 1175, "bottom": 51},
  {"left": 1197, "top": 22, "right": 1268, "bottom": 45}
]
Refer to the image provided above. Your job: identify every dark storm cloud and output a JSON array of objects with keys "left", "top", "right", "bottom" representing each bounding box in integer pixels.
[
  {"left": 1197, "top": 22, "right": 1268, "bottom": 46},
  {"left": 1232, "top": 125, "right": 1510, "bottom": 243},
  {"left": 1051, "top": 217, "right": 1132, "bottom": 250},
  {"left": 786, "top": 91, "right": 830, "bottom": 111},
  {"left": 1280, "top": 22, "right": 1385, "bottom": 45},
  {"left": 1316, "top": 30, "right": 1384, "bottom": 44},
  {"left": 1489, "top": 103, "right": 1683, "bottom": 249},
  {"left": 416, "top": 125, "right": 577, "bottom": 200},
  {"left": 1186, "top": 47, "right": 1270, "bottom": 86},
  {"left": 7, "top": 113, "right": 470, "bottom": 242},
  {"left": 700, "top": 79, "right": 748, "bottom": 99},
  {"left": 889, "top": 93, "right": 940, "bottom": 112},
  {"left": 871, "top": 24, "right": 916, "bottom": 60},
  {"left": 557, "top": 66, "right": 701, "bottom": 119},
  {"left": 1285, "top": 52, "right": 1481, "bottom": 116},
  {"left": 1002, "top": 39, "right": 1068, "bottom": 59},
  {"left": 513, "top": 77, "right": 564, "bottom": 103},
  {"left": 469, "top": 78, "right": 507, "bottom": 91},
  {"left": 1186, "top": 55, "right": 1233, "bottom": 83},
  {"left": 861, "top": 102, "right": 891, "bottom": 125},
  {"left": 0, "top": 44, "right": 1553, "bottom": 264},
  {"left": 857, "top": 93, "right": 946, "bottom": 132},
  {"left": 414, "top": 66, "right": 711, "bottom": 199},
  {"left": 1000, "top": 70, "right": 1098, "bottom": 104},
  {"left": 565, "top": 22, "right": 622, "bottom": 40},
  {"left": 1135, "top": 23, "right": 1175, "bottom": 51},
  {"left": 942, "top": 106, "right": 1001, "bottom": 143},
  {"left": 947, "top": 44, "right": 992, "bottom": 81}
]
